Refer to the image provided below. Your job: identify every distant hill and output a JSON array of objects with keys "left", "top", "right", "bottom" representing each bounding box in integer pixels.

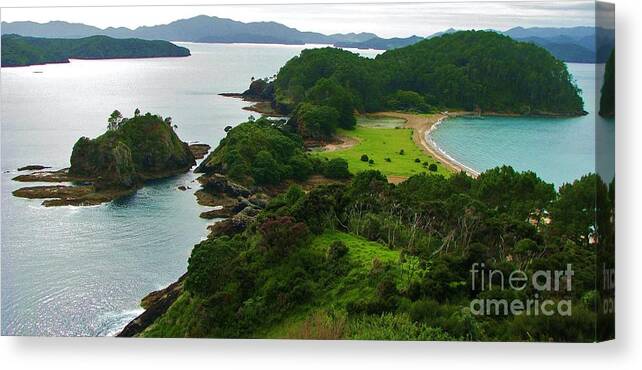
[
  {"left": 333, "top": 29, "right": 456, "bottom": 51},
  {"left": 1, "top": 15, "right": 377, "bottom": 45},
  {"left": 503, "top": 26, "right": 615, "bottom": 63},
  {"left": 335, "top": 35, "right": 423, "bottom": 50},
  {"left": 1, "top": 17, "right": 614, "bottom": 63},
  {"left": 1, "top": 34, "right": 190, "bottom": 67}
]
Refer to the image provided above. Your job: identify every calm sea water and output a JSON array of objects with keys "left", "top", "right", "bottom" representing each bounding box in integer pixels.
[
  {"left": 0, "top": 43, "right": 380, "bottom": 336},
  {"left": 429, "top": 63, "right": 615, "bottom": 188}
]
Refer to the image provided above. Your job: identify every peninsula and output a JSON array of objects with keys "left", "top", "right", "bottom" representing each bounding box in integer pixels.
[{"left": 1, "top": 34, "right": 190, "bottom": 67}]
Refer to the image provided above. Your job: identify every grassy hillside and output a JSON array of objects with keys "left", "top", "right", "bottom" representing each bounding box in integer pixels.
[
  {"left": 1, "top": 34, "right": 190, "bottom": 67},
  {"left": 313, "top": 125, "right": 449, "bottom": 178},
  {"left": 138, "top": 161, "right": 611, "bottom": 341}
]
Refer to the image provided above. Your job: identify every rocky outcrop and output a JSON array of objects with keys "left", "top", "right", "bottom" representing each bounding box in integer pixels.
[
  {"left": 12, "top": 168, "right": 91, "bottom": 183},
  {"left": 188, "top": 143, "right": 211, "bottom": 160},
  {"left": 202, "top": 173, "right": 251, "bottom": 197},
  {"left": 117, "top": 275, "right": 186, "bottom": 337},
  {"left": 12, "top": 184, "right": 135, "bottom": 207}
]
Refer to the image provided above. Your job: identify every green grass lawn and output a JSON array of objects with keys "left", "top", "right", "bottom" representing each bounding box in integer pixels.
[{"left": 314, "top": 122, "right": 449, "bottom": 179}]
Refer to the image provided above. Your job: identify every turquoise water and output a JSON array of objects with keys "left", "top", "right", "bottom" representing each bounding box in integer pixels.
[
  {"left": 429, "top": 63, "right": 615, "bottom": 188},
  {"left": 0, "top": 43, "right": 381, "bottom": 337}
]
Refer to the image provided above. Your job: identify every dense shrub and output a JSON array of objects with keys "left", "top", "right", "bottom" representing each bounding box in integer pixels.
[{"left": 323, "top": 158, "right": 351, "bottom": 179}]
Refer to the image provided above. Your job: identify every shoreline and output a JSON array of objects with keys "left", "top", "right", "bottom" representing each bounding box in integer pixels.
[
  {"left": 370, "top": 111, "right": 480, "bottom": 177},
  {"left": 425, "top": 115, "right": 481, "bottom": 177}
]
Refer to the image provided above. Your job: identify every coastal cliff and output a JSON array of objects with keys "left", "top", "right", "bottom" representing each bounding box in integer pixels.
[{"left": 70, "top": 112, "right": 196, "bottom": 189}]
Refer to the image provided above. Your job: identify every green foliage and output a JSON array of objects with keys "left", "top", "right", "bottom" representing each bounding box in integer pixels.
[
  {"left": 1, "top": 34, "right": 190, "bottom": 67},
  {"left": 599, "top": 49, "right": 615, "bottom": 117},
  {"left": 251, "top": 150, "right": 282, "bottom": 185},
  {"left": 306, "top": 78, "right": 357, "bottom": 130},
  {"left": 549, "top": 174, "right": 599, "bottom": 246},
  {"left": 386, "top": 90, "right": 432, "bottom": 112},
  {"left": 69, "top": 112, "right": 195, "bottom": 188},
  {"left": 149, "top": 165, "right": 606, "bottom": 341},
  {"left": 259, "top": 216, "right": 311, "bottom": 260},
  {"left": 345, "top": 313, "right": 455, "bottom": 341},
  {"left": 327, "top": 240, "right": 349, "bottom": 261},
  {"left": 275, "top": 31, "right": 584, "bottom": 118},
  {"left": 323, "top": 158, "right": 351, "bottom": 179},
  {"left": 196, "top": 118, "right": 315, "bottom": 185},
  {"left": 290, "top": 103, "right": 340, "bottom": 140}
]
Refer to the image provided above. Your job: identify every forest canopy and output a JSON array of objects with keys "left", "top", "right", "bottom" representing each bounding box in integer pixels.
[
  {"left": 1, "top": 34, "right": 190, "bottom": 67},
  {"left": 273, "top": 31, "right": 585, "bottom": 127}
]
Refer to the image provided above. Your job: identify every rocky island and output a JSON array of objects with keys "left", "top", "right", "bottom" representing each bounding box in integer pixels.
[{"left": 12, "top": 110, "right": 201, "bottom": 206}]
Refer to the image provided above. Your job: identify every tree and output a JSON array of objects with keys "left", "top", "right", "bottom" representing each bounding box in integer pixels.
[
  {"left": 258, "top": 216, "right": 310, "bottom": 260},
  {"left": 107, "top": 110, "right": 122, "bottom": 131},
  {"left": 134, "top": 108, "right": 140, "bottom": 117},
  {"left": 549, "top": 174, "right": 598, "bottom": 246},
  {"left": 252, "top": 150, "right": 282, "bottom": 185},
  {"left": 291, "top": 103, "right": 340, "bottom": 139},
  {"left": 306, "top": 78, "right": 356, "bottom": 130},
  {"left": 324, "top": 158, "right": 351, "bottom": 179}
]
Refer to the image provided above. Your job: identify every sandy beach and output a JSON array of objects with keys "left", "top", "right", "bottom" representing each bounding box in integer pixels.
[{"left": 370, "top": 112, "right": 480, "bottom": 177}]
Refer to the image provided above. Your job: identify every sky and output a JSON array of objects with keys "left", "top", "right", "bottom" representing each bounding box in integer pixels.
[{"left": 0, "top": 1, "right": 613, "bottom": 38}]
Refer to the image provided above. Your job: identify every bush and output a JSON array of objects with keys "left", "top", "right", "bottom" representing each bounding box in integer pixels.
[
  {"left": 288, "top": 154, "right": 313, "bottom": 181},
  {"left": 428, "top": 163, "right": 438, "bottom": 172},
  {"left": 399, "top": 149, "right": 405, "bottom": 155},
  {"left": 290, "top": 103, "right": 340, "bottom": 139},
  {"left": 251, "top": 150, "right": 282, "bottom": 185},
  {"left": 360, "top": 154, "right": 369, "bottom": 162},
  {"left": 258, "top": 216, "right": 310, "bottom": 260},
  {"left": 327, "top": 240, "right": 349, "bottom": 260},
  {"left": 385, "top": 157, "right": 391, "bottom": 162},
  {"left": 368, "top": 159, "right": 375, "bottom": 165},
  {"left": 386, "top": 90, "right": 431, "bottom": 112},
  {"left": 324, "top": 158, "right": 351, "bottom": 179}
]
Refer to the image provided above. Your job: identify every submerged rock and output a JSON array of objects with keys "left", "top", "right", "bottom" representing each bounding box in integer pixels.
[{"left": 17, "top": 165, "right": 51, "bottom": 171}]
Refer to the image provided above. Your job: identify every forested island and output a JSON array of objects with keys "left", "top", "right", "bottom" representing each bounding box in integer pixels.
[
  {"left": 12, "top": 110, "right": 201, "bottom": 206},
  {"left": 1, "top": 34, "right": 190, "bottom": 67},
  {"left": 237, "top": 31, "right": 585, "bottom": 142}
]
